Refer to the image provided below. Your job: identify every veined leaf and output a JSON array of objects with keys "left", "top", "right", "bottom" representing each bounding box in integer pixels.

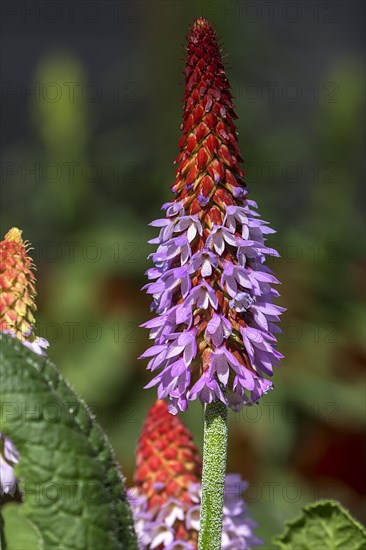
[
  {"left": 0, "top": 333, "right": 137, "bottom": 549},
  {"left": 273, "top": 499, "right": 366, "bottom": 550}
]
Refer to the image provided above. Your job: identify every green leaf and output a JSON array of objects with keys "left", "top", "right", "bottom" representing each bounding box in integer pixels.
[
  {"left": 0, "top": 333, "right": 137, "bottom": 549},
  {"left": 273, "top": 500, "right": 366, "bottom": 550},
  {"left": 1, "top": 504, "right": 39, "bottom": 550}
]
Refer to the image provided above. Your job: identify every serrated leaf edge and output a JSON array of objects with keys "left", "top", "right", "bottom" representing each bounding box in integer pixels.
[{"left": 273, "top": 499, "right": 366, "bottom": 550}]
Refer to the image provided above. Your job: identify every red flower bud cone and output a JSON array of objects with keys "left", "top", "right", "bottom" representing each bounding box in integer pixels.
[
  {"left": 173, "top": 17, "right": 244, "bottom": 213},
  {"left": 134, "top": 400, "right": 202, "bottom": 510}
]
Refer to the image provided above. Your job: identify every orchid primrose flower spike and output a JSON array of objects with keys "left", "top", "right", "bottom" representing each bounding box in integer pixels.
[{"left": 141, "top": 18, "right": 284, "bottom": 414}]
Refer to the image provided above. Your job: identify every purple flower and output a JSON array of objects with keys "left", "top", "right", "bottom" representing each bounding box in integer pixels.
[
  {"left": 224, "top": 205, "right": 249, "bottom": 238},
  {"left": 128, "top": 474, "right": 262, "bottom": 549},
  {"left": 3, "top": 329, "right": 49, "bottom": 356},
  {"left": 206, "top": 225, "right": 239, "bottom": 255},
  {"left": 0, "top": 434, "right": 19, "bottom": 496},
  {"left": 191, "top": 249, "right": 218, "bottom": 277},
  {"left": 229, "top": 292, "right": 255, "bottom": 313},
  {"left": 221, "top": 262, "right": 252, "bottom": 297},
  {"left": 205, "top": 314, "right": 232, "bottom": 347}
]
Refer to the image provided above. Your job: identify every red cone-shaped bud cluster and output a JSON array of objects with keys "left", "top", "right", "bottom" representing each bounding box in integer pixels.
[
  {"left": 134, "top": 400, "right": 202, "bottom": 510},
  {"left": 174, "top": 18, "right": 244, "bottom": 213}
]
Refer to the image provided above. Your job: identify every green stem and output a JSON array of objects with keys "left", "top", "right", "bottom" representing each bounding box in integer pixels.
[{"left": 198, "top": 400, "right": 228, "bottom": 550}]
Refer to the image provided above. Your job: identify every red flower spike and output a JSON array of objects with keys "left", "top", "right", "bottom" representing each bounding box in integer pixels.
[
  {"left": 173, "top": 19, "right": 245, "bottom": 215},
  {"left": 134, "top": 400, "right": 202, "bottom": 510}
]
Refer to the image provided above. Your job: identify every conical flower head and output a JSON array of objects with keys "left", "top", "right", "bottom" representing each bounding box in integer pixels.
[
  {"left": 134, "top": 400, "right": 202, "bottom": 510},
  {"left": 141, "top": 18, "right": 284, "bottom": 414},
  {"left": 0, "top": 228, "right": 37, "bottom": 339},
  {"left": 128, "top": 400, "right": 263, "bottom": 549}
]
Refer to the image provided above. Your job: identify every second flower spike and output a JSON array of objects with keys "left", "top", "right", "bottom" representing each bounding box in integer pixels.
[
  {"left": 128, "top": 400, "right": 262, "bottom": 549},
  {"left": 141, "top": 18, "right": 284, "bottom": 414}
]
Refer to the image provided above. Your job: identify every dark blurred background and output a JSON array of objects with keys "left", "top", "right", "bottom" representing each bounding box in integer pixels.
[{"left": 1, "top": 0, "right": 365, "bottom": 545}]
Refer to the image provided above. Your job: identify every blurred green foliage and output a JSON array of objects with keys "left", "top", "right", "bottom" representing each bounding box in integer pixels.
[{"left": 1, "top": 4, "right": 365, "bottom": 545}]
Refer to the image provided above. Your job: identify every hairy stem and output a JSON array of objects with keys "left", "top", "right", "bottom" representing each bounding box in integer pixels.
[{"left": 198, "top": 400, "right": 228, "bottom": 550}]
